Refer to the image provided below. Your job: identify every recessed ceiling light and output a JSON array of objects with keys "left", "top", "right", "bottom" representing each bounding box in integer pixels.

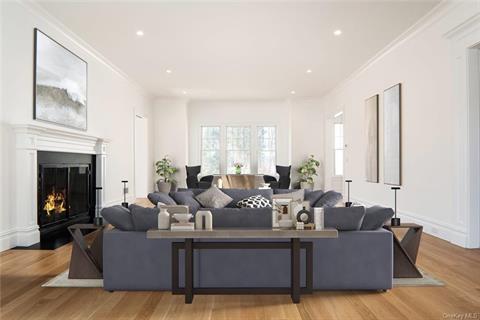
[
  {"left": 333, "top": 29, "right": 342, "bottom": 36},
  {"left": 166, "top": 69, "right": 172, "bottom": 74},
  {"left": 290, "top": 90, "right": 296, "bottom": 95},
  {"left": 306, "top": 69, "right": 312, "bottom": 73},
  {"left": 182, "top": 90, "right": 187, "bottom": 95},
  {"left": 136, "top": 30, "right": 144, "bottom": 36}
]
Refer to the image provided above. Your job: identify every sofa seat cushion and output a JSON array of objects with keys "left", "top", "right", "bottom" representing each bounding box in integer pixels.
[
  {"left": 101, "top": 205, "right": 134, "bottom": 231},
  {"left": 130, "top": 204, "right": 159, "bottom": 231},
  {"left": 209, "top": 207, "right": 272, "bottom": 228},
  {"left": 147, "top": 192, "right": 176, "bottom": 206},
  {"left": 195, "top": 186, "right": 233, "bottom": 208},
  {"left": 314, "top": 190, "right": 343, "bottom": 208},
  {"left": 324, "top": 206, "right": 365, "bottom": 231},
  {"left": 171, "top": 191, "right": 201, "bottom": 213},
  {"left": 237, "top": 195, "right": 272, "bottom": 208},
  {"left": 361, "top": 206, "right": 394, "bottom": 230}
]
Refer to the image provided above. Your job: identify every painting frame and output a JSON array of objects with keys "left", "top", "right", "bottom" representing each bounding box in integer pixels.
[
  {"left": 33, "top": 28, "right": 88, "bottom": 131},
  {"left": 383, "top": 83, "right": 402, "bottom": 186},
  {"left": 365, "top": 94, "right": 379, "bottom": 183}
]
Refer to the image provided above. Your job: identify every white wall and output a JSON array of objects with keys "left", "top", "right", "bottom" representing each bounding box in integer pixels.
[
  {"left": 319, "top": 1, "right": 480, "bottom": 247},
  {"left": 0, "top": 1, "right": 154, "bottom": 250},
  {"left": 153, "top": 98, "right": 189, "bottom": 188}
]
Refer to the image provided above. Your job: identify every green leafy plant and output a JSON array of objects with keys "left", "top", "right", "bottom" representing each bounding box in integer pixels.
[
  {"left": 155, "top": 156, "right": 178, "bottom": 183},
  {"left": 297, "top": 155, "right": 320, "bottom": 184}
]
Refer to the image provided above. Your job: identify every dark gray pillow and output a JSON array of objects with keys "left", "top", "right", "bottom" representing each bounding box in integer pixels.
[
  {"left": 129, "top": 204, "right": 160, "bottom": 231},
  {"left": 304, "top": 190, "right": 324, "bottom": 207},
  {"left": 171, "top": 191, "right": 201, "bottom": 213},
  {"left": 314, "top": 190, "right": 342, "bottom": 208},
  {"left": 147, "top": 192, "right": 176, "bottom": 206},
  {"left": 324, "top": 206, "right": 365, "bottom": 231},
  {"left": 101, "top": 205, "right": 134, "bottom": 231},
  {"left": 361, "top": 206, "right": 394, "bottom": 230}
]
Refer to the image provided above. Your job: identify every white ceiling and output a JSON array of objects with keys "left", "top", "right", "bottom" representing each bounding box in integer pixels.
[{"left": 38, "top": 1, "right": 438, "bottom": 100}]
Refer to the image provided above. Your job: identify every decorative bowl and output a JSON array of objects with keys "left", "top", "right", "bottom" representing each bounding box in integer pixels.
[{"left": 173, "top": 213, "right": 193, "bottom": 223}]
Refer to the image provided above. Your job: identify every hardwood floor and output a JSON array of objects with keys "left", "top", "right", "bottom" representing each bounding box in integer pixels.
[{"left": 1, "top": 212, "right": 479, "bottom": 319}]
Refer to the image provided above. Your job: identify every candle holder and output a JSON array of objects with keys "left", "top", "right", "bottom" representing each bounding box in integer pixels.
[
  {"left": 345, "top": 180, "right": 352, "bottom": 207},
  {"left": 121, "top": 180, "right": 129, "bottom": 208},
  {"left": 391, "top": 186, "right": 401, "bottom": 226},
  {"left": 94, "top": 186, "right": 103, "bottom": 226}
]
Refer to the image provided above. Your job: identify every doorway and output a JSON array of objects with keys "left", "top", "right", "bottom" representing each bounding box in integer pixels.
[{"left": 134, "top": 115, "right": 149, "bottom": 199}]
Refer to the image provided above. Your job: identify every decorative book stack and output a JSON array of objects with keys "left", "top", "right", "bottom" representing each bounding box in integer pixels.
[{"left": 171, "top": 222, "right": 195, "bottom": 231}]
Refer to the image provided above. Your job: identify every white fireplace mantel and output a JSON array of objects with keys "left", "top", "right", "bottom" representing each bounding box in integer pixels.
[{"left": 12, "top": 124, "right": 109, "bottom": 247}]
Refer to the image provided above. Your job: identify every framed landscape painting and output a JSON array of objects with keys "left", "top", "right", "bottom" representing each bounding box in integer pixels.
[
  {"left": 34, "top": 29, "right": 87, "bottom": 130},
  {"left": 383, "top": 83, "right": 402, "bottom": 186},
  {"left": 365, "top": 94, "right": 379, "bottom": 183}
]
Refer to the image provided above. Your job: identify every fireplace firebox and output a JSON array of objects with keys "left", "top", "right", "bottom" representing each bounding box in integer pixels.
[{"left": 37, "top": 151, "right": 96, "bottom": 242}]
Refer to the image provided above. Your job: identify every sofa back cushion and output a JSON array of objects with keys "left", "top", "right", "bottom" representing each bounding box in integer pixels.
[
  {"left": 361, "top": 206, "right": 394, "bottom": 230},
  {"left": 221, "top": 188, "right": 273, "bottom": 208},
  {"left": 324, "top": 206, "right": 365, "bottom": 231},
  {"left": 314, "top": 190, "right": 343, "bottom": 208},
  {"left": 130, "top": 204, "right": 159, "bottom": 231},
  {"left": 304, "top": 190, "right": 324, "bottom": 207},
  {"left": 147, "top": 192, "right": 176, "bottom": 206},
  {"left": 170, "top": 191, "right": 201, "bottom": 213},
  {"left": 272, "top": 189, "right": 304, "bottom": 202},
  {"left": 101, "top": 205, "right": 134, "bottom": 231},
  {"left": 210, "top": 207, "right": 272, "bottom": 228}
]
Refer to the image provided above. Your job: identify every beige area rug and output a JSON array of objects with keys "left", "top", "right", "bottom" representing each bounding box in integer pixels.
[
  {"left": 42, "top": 270, "right": 103, "bottom": 288},
  {"left": 43, "top": 269, "right": 443, "bottom": 289},
  {"left": 393, "top": 269, "right": 444, "bottom": 287}
]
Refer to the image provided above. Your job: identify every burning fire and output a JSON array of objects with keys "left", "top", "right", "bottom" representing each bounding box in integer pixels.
[{"left": 43, "top": 188, "right": 66, "bottom": 216}]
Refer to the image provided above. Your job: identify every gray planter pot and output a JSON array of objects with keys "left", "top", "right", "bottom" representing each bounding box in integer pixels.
[
  {"left": 157, "top": 180, "right": 172, "bottom": 193},
  {"left": 300, "top": 182, "right": 314, "bottom": 190}
]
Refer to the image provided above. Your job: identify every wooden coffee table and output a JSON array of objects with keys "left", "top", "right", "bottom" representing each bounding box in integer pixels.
[{"left": 147, "top": 228, "right": 338, "bottom": 304}]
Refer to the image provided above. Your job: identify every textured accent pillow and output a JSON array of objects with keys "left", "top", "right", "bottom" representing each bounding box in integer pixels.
[
  {"left": 272, "top": 189, "right": 304, "bottom": 202},
  {"left": 304, "top": 190, "right": 324, "bottom": 207},
  {"left": 361, "top": 206, "right": 394, "bottom": 230},
  {"left": 147, "top": 192, "right": 176, "bottom": 206},
  {"left": 101, "top": 205, "right": 134, "bottom": 231},
  {"left": 324, "top": 206, "right": 365, "bottom": 231},
  {"left": 237, "top": 195, "right": 272, "bottom": 208},
  {"left": 314, "top": 190, "right": 343, "bottom": 208},
  {"left": 195, "top": 186, "right": 233, "bottom": 208},
  {"left": 129, "top": 204, "right": 160, "bottom": 231},
  {"left": 170, "top": 191, "right": 201, "bottom": 213}
]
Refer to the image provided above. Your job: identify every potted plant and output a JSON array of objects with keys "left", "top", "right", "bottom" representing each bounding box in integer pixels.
[
  {"left": 297, "top": 155, "right": 320, "bottom": 190},
  {"left": 233, "top": 162, "right": 244, "bottom": 174},
  {"left": 155, "top": 156, "right": 178, "bottom": 193}
]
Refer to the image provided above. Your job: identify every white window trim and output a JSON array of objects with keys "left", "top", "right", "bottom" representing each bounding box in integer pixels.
[{"left": 200, "top": 126, "right": 221, "bottom": 175}]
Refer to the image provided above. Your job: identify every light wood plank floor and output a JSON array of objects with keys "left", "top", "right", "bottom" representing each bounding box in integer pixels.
[{"left": 1, "top": 205, "right": 479, "bottom": 319}]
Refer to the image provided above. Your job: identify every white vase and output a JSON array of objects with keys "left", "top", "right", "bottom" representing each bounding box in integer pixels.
[
  {"left": 314, "top": 207, "right": 324, "bottom": 230},
  {"left": 195, "top": 210, "right": 213, "bottom": 230},
  {"left": 158, "top": 208, "right": 170, "bottom": 229}
]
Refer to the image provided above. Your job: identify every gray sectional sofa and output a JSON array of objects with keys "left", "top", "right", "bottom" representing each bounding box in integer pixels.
[{"left": 102, "top": 188, "right": 393, "bottom": 291}]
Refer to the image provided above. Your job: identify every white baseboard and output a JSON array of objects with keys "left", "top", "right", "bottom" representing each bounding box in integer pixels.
[
  {"left": 0, "top": 225, "right": 40, "bottom": 251},
  {"left": 352, "top": 197, "right": 468, "bottom": 248}
]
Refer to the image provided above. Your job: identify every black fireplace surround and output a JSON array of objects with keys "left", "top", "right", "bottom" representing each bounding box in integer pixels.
[{"left": 37, "top": 151, "right": 96, "bottom": 239}]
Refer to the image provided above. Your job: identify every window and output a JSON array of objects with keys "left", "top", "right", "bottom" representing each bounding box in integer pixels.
[
  {"left": 226, "top": 126, "right": 251, "bottom": 174},
  {"left": 201, "top": 126, "right": 221, "bottom": 175},
  {"left": 257, "top": 126, "right": 276, "bottom": 175},
  {"left": 334, "top": 122, "right": 344, "bottom": 176}
]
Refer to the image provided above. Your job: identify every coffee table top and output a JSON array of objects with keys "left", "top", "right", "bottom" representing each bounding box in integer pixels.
[{"left": 146, "top": 228, "right": 338, "bottom": 239}]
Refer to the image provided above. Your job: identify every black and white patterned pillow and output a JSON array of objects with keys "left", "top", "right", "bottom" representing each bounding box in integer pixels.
[{"left": 237, "top": 195, "right": 272, "bottom": 208}]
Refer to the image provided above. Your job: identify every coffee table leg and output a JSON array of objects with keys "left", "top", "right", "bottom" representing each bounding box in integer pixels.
[
  {"left": 185, "top": 238, "right": 193, "bottom": 303},
  {"left": 291, "top": 238, "right": 300, "bottom": 303}
]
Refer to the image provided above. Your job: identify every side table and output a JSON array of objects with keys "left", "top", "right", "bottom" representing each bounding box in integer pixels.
[
  {"left": 384, "top": 223, "right": 423, "bottom": 278},
  {"left": 68, "top": 224, "right": 104, "bottom": 279}
]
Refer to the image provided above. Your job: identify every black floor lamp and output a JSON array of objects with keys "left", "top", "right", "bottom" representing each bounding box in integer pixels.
[
  {"left": 391, "top": 186, "right": 401, "bottom": 226},
  {"left": 121, "top": 180, "right": 129, "bottom": 208},
  {"left": 345, "top": 180, "right": 352, "bottom": 207}
]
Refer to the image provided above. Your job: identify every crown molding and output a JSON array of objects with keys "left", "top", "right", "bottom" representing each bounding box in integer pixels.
[{"left": 17, "top": 0, "right": 153, "bottom": 100}]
